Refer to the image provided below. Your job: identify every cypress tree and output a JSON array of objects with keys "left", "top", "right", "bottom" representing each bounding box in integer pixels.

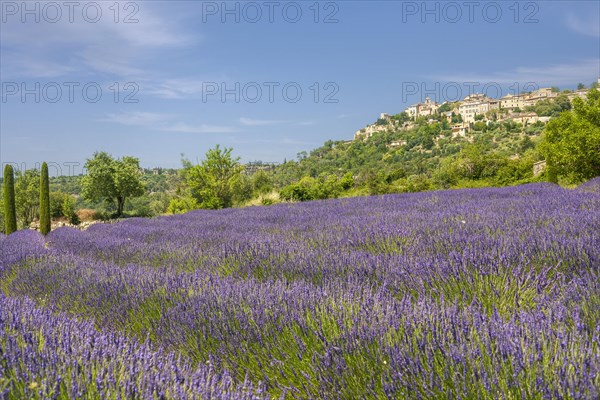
[
  {"left": 40, "top": 162, "right": 51, "bottom": 235},
  {"left": 3, "top": 164, "right": 17, "bottom": 234}
]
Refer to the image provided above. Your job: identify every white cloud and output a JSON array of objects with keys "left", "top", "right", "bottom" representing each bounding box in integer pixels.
[
  {"left": 102, "top": 112, "right": 171, "bottom": 126},
  {"left": 0, "top": 2, "right": 194, "bottom": 80},
  {"left": 233, "top": 137, "right": 316, "bottom": 146},
  {"left": 565, "top": 12, "right": 600, "bottom": 37},
  {"left": 0, "top": 51, "right": 78, "bottom": 78},
  {"left": 160, "top": 123, "right": 237, "bottom": 134},
  {"left": 240, "top": 118, "right": 321, "bottom": 127},
  {"left": 144, "top": 79, "right": 215, "bottom": 99},
  {"left": 239, "top": 117, "right": 286, "bottom": 126},
  {"left": 282, "top": 138, "right": 315, "bottom": 145},
  {"left": 433, "top": 59, "right": 600, "bottom": 87},
  {"left": 101, "top": 111, "right": 237, "bottom": 134}
]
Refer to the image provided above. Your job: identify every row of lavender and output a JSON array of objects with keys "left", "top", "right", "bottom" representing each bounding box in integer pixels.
[
  {"left": 1, "top": 182, "right": 599, "bottom": 398},
  {"left": 0, "top": 295, "right": 267, "bottom": 399}
]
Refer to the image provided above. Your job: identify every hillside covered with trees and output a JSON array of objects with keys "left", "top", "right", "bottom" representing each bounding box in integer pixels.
[{"left": 0, "top": 89, "right": 598, "bottom": 232}]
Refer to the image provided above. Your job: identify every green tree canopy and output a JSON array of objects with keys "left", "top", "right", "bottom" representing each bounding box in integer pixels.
[
  {"left": 538, "top": 89, "right": 600, "bottom": 182},
  {"left": 82, "top": 152, "right": 145, "bottom": 217},
  {"left": 15, "top": 168, "right": 40, "bottom": 228},
  {"left": 182, "top": 145, "right": 245, "bottom": 209}
]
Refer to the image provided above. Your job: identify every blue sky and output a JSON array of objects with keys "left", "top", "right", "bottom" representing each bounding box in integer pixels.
[{"left": 1, "top": 0, "right": 599, "bottom": 173}]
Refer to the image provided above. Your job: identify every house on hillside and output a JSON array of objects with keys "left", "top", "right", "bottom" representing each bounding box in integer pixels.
[
  {"left": 354, "top": 112, "right": 395, "bottom": 140},
  {"left": 441, "top": 111, "right": 454, "bottom": 122},
  {"left": 354, "top": 124, "right": 389, "bottom": 140},
  {"left": 388, "top": 140, "right": 407, "bottom": 148},
  {"left": 499, "top": 112, "right": 550, "bottom": 125},
  {"left": 458, "top": 94, "right": 499, "bottom": 123},
  {"left": 501, "top": 88, "right": 559, "bottom": 110},
  {"left": 406, "top": 97, "right": 438, "bottom": 118},
  {"left": 523, "top": 88, "right": 558, "bottom": 106},
  {"left": 500, "top": 93, "right": 527, "bottom": 110},
  {"left": 451, "top": 122, "right": 470, "bottom": 138},
  {"left": 566, "top": 89, "right": 589, "bottom": 101}
]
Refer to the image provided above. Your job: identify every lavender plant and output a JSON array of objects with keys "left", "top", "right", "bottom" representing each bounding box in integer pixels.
[{"left": 0, "top": 183, "right": 598, "bottom": 398}]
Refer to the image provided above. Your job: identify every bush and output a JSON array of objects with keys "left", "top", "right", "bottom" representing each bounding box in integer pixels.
[
  {"left": 261, "top": 197, "right": 275, "bottom": 206},
  {"left": 363, "top": 171, "right": 392, "bottom": 195},
  {"left": 339, "top": 172, "right": 354, "bottom": 190},
  {"left": 252, "top": 170, "right": 273, "bottom": 195},
  {"left": 76, "top": 209, "right": 99, "bottom": 222},
  {"left": 50, "top": 192, "right": 77, "bottom": 219},
  {"left": 167, "top": 197, "right": 198, "bottom": 214},
  {"left": 280, "top": 175, "right": 348, "bottom": 202},
  {"left": 62, "top": 195, "right": 80, "bottom": 225},
  {"left": 233, "top": 175, "right": 254, "bottom": 204},
  {"left": 280, "top": 181, "right": 313, "bottom": 202}
]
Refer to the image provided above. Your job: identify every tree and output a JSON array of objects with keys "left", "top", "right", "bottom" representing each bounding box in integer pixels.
[
  {"left": 538, "top": 89, "right": 600, "bottom": 182},
  {"left": 167, "top": 196, "right": 198, "bottom": 214},
  {"left": 340, "top": 172, "right": 354, "bottom": 190},
  {"left": 82, "top": 152, "right": 145, "bottom": 217},
  {"left": 437, "top": 103, "right": 452, "bottom": 113},
  {"left": 50, "top": 192, "right": 70, "bottom": 218},
  {"left": 3, "top": 165, "right": 17, "bottom": 234},
  {"left": 519, "top": 136, "right": 535, "bottom": 153},
  {"left": 392, "top": 112, "right": 410, "bottom": 125},
  {"left": 577, "top": 83, "right": 586, "bottom": 90},
  {"left": 15, "top": 168, "right": 40, "bottom": 228},
  {"left": 252, "top": 170, "right": 273, "bottom": 195},
  {"left": 39, "top": 162, "right": 51, "bottom": 235},
  {"left": 183, "top": 145, "right": 244, "bottom": 209}
]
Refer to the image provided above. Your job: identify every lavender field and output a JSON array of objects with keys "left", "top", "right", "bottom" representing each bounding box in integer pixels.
[{"left": 1, "top": 182, "right": 599, "bottom": 399}]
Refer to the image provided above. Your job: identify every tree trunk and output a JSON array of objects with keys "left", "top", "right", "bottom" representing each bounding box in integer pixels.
[{"left": 117, "top": 196, "right": 125, "bottom": 217}]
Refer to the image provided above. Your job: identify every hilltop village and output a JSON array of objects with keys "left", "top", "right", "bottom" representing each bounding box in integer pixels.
[{"left": 354, "top": 86, "right": 593, "bottom": 142}]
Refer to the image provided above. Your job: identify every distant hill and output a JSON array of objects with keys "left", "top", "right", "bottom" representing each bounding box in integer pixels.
[{"left": 271, "top": 112, "right": 547, "bottom": 197}]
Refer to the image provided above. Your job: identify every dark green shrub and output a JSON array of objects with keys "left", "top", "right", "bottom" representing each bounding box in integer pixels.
[
  {"left": 40, "top": 162, "right": 51, "bottom": 235},
  {"left": 3, "top": 165, "right": 17, "bottom": 234}
]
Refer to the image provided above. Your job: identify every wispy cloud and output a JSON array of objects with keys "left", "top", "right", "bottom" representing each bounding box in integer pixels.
[
  {"left": 101, "top": 112, "right": 237, "bottom": 134},
  {"left": 234, "top": 137, "right": 317, "bottom": 146},
  {"left": 160, "top": 123, "right": 236, "bottom": 134},
  {"left": 565, "top": 12, "right": 600, "bottom": 37},
  {"left": 0, "top": 52, "right": 78, "bottom": 78},
  {"left": 102, "top": 112, "right": 171, "bottom": 126},
  {"left": 0, "top": 2, "right": 195, "bottom": 80},
  {"left": 240, "top": 118, "right": 322, "bottom": 127},
  {"left": 432, "top": 59, "right": 600, "bottom": 87},
  {"left": 239, "top": 117, "right": 286, "bottom": 126},
  {"left": 144, "top": 79, "right": 216, "bottom": 99}
]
